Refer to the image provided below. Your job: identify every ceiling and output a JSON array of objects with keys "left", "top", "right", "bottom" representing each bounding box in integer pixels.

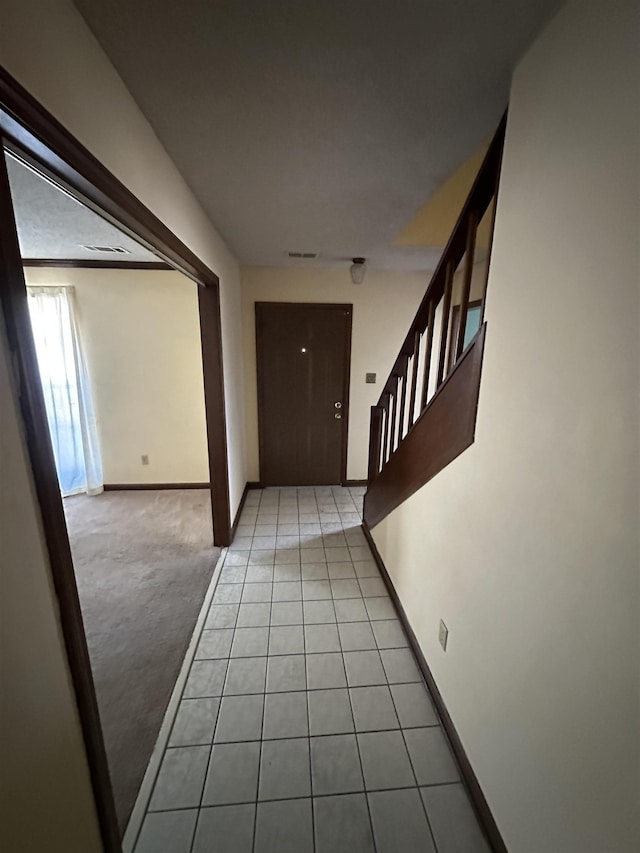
[
  {"left": 395, "top": 139, "right": 491, "bottom": 248},
  {"left": 5, "top": 153, "right": 159, "bottom": 261},
  {"left": 74, "top": 0, "right": 560, "bottom": 271}
]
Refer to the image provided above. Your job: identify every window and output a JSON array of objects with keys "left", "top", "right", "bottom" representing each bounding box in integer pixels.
[{"left": 27, "top": 286, "right": 103, "bottom": 496}]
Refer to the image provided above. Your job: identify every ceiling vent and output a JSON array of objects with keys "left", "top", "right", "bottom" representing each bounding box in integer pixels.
[
  {"left": 81, "top": 245, "right": 131, "bottom": 254},
  {"left": 287, "top": 251, "right": 317, "bottom": 259}
]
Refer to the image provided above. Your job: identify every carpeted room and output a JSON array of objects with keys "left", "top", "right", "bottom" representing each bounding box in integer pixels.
[
  {"left": 65, "top": 488, "right": 219, "bottom": 833},
  {"left": 20, "top": 250, "right": 218, "bottom": 830}
]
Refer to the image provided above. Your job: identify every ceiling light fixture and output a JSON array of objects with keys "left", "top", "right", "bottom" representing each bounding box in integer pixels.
[{"left": 350, "top": 257, "right": 366, "bottom": 285}]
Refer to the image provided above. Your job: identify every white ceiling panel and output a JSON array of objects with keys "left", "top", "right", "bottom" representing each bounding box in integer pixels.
[
  {"left": 5, "top": 153, "right": 160, "bottom": 262},
  {"left": 73, "top": 0, "right": 561, "bottom": 270}
]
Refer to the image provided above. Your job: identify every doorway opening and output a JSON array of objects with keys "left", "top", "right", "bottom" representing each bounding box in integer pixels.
[
  {"left": 0, "top": 69, "right": 232, "bottom": 850},
  {"left": 3, "top": 147, "right": 221, "bottom": 835}
]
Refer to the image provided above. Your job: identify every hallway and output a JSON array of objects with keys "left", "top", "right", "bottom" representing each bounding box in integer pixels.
[{"left": 132, "top": 487, "right": 489, "bottom": 853}]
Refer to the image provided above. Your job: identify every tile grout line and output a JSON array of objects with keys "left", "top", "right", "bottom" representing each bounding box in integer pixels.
[
  {"left": 143, "top": 779, "right": 462, "bottom": 815},
  {"left": 339, "top": 603, "right": 379, "bottom": 853},
  {"left": 186, "top": 572, "right": 238, "bottom": 851},
  {"left": 302, "top": 576, "right": 318, "bottom": 853},
  {"left": 251, "top": 490, "right": 267, "bottom": 852},
  {"left": 372, "top": 565, "right": 442, "bottom": 853},
  {"left": 134, "top": 489, "right": 383, "bottom": 850},
  {"left": 397, "top": 714, "right": 441, "bottom": 852},
  {"left": 123, "top": 544, "right": 227, "bottom": 853},
  {"left": 158, "top": 718, "right": 439, "bottom": 747}
]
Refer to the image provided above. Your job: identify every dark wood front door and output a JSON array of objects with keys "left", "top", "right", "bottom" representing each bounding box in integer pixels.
[{"left": 256, "top": 302, "right": 352, "bottom": 486}]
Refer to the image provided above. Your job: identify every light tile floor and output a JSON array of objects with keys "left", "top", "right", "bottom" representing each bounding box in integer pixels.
[{"left": 133, "top": 486, "right": 490, "bottom": 853}]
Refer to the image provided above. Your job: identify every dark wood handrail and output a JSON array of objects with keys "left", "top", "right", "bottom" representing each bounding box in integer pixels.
[
  {"left": 368, "top": 112, "right": 506, "bottom": 492},
  {"left": 376, "top": 113, "right": 506, "bottom": 406},
  {"left": 365, "top": 324, "right": 487, "bottom": 527}
]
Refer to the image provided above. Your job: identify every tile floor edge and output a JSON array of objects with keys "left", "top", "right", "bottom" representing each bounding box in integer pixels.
[{"left": 122, "top": 546, "right": 228, "bottom": 853}]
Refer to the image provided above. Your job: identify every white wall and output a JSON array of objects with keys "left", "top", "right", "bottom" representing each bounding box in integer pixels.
[
  {"left": 0, "top": 0, "right": 246, "bottom": 844},
  {"left": 24, "top": 267, "right": 209, "bottom": 485},
  {"left": 241, "top": 267, "right": 429, "bottom": 481},
  {"left": 371, "top": 2, "right": 640, "bottom": 851},
  {"left": 0, "top": 325, "right": 102, "bottom": 851},
  {"left": 0, "top": 0, "right": 246, "bottom": 515}
]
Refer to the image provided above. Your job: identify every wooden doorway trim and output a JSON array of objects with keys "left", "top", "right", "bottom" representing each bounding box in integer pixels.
[
  {"left": 0, "top": 138, "right": 121, "bottom": 851},
  {"left": 255, "top": 301, "right": 352, "bottom": 487},
  {"left": 0, "top": 66, "right": 232, "bottom": 850},
  {"left": 0, "top": 66, "right": 231, "bottom": 546}
]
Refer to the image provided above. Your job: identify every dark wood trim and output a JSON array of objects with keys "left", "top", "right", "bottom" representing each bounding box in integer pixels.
[
  {"left": 447, "top": 300, "right": 483, "bottom": 374},
  {"left": 230, "top": 482, "right": 251, "bottom": 540},
  {"left": 22, "top": 258, "right": 171, "bottom": 270},
  {"left": 103, "top": 482, "right": 210, "bottom": 491},
  {"left": 0, "top": 65, "right": 235, "bottom": 848},
  {"left": 390, "top": 388, "right": 397, "bottom": 456},
  {"left": 0, "top": 67, "right": 217, "bottom": 285},
  {"left": 197, "top": 288, "right": 230, "bottom": 548},
  {"left": 255, "top": 302, "right": 353, "bottom": 486},
  {"left": 377, "top": 112, "right": 506, "bottom": 406},
  {"left": 436, "top": 260, "right": 454, "bottom": 387},
  {"left": 228, "top": 481, "right": 263, "bottom": 539},
  {"left": 455, "top": 211, "right": 479, "bottom": 362},
  {"left": 0, "top": 138, "right": 120, "bottom": 851},
  {"left": 342, "top": 479, "right": 368, "bottom": 487},
  {"left": 397, "top": 355, "right": 408, "bottom": 443},
  {"left": 0, "top": 65, "right": 232, "bottom": 547},
  {"left": 199, "top": 284, "right": 231, "bottom": 546},
  {"left": 364, "top": 324, "right": 486, "bottom": 529},
  {"left": 340, "top": 306, "right": 353, "bottom": 486},
  {"left": 479, "top": 195, "right": 500, "bottom": 327},
  {"left": 367, "top": 405, "right": 383, "bottom": 483},
  {"left": 382, "top": 395, "right": 391, "bottom": 465},
  {"left": 390, "top": 374, "right": 400, "bottom": 454},
  {"left": 408, "top": 329, "right": 421, "bottom": 429},
  {"left": 361, "top": 521, "right": 508, "bottom": 853},
  {"left": 420, "top": 299, "right": 436, "bottom": 409},
  {"left": 255, "top": 306, "right": 267, "bottom": 487}
]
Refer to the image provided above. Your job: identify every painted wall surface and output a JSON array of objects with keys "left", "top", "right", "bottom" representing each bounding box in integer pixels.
[
  {"left": 0, "top": 0, "right": 246, "bottom": 516},
  {"left": 24, "top": 267, "right": 209, "bottom": 485},
  {"left": 0, "top": 0, "right": 245, "bottom": 843},
  {"left": 241, "top": 267, "right": 429, "bottom": 481},
  {"left": 395, "top": 143, "right": 493, "bottom": 249},
  {"left": 0, "top": 328, "right": 102, "bottom": 851},
  {"left": 371, "top": 2, "right": 640, "bottom": 851}
]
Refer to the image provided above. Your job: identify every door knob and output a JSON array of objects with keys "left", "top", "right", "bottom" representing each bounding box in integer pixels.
[
  {"left": 334, "top": 401, "right": 342, "bottom": 409},
  {"left": 335, "top": 413, "right": 342, "bottom": 419}
]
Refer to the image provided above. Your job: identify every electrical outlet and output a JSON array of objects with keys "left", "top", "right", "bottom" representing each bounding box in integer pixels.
[
  {"left": 439, "top": 619, "right": 448, "bottom": 652},
  {"left": 141, "top": 454, "right": 149, "bottom": 466},
  {"left": 366, "top": 372, "right": 377, "bottom": 384}
]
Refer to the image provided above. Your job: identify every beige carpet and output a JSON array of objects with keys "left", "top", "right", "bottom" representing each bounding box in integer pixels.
[{"left": 63, "top": 489, "right": 220, "bottom": 836}]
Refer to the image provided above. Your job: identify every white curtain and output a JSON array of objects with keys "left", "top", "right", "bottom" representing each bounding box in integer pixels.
[{"left": 27, "top": 286, "right": 103, "bottom": 496}]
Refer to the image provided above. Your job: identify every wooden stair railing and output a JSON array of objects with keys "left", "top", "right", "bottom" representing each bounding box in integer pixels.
[{"left": 364, "top": 114, "right": 506, "bottom": 529}]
